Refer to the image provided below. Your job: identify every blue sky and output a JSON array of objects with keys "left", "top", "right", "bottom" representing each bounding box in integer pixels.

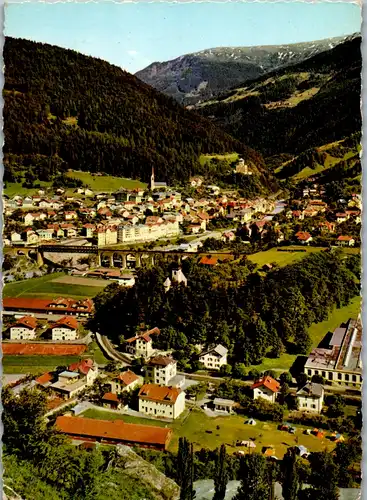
[{"left": 5, "top": 2, "right": 361, "bottom": 73}]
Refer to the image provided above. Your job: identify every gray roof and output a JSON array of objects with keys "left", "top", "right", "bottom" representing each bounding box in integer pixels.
[
  {"left": 214, "top": 344, "right": 228, "bottom": 356},
  {"left": 330, "top": 327, "right": 347, "bottom": 346},
  {"left": 297, "top": 382, "right": 324, "bottom": 398},
  {"left": 213, "top": 398, "right": 235, "bottom": 406}
]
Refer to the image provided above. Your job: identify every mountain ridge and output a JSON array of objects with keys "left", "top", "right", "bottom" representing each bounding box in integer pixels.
[{"left": 135, "top": 33, "right": 359, "bottom": 105}]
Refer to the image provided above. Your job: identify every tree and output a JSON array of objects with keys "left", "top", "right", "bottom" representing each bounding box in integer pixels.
[
  {"left": 327, "top": 395, "right": 346, "bottom": 418},
  {"left": 177, "top": 438, "right": 195, "bottom": 500},
  {"left": 213, "top": 445, "right": 228, "bottom": 500},
  {"left": 279, "top": 372, "right": 292, "bottom": 385},
  {"left": 233, "top": 453, "right": 270, "bottom": 500},
  {"left": 296, "top": 373, "right": 309, "bottom": 388},
  {"left": 311, "top": 374, "right": 325, "bottom": 385},
  {"left": 281, "top": 448, "right": 300, "bottom": 500},
  {"left": 308, "top": 451, "right": 339, "bottom": 500}
]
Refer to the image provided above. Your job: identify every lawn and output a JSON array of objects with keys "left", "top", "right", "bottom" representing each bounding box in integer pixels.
[
  {"left": 4, "top": 181, "right": 52, "bottom": 197},
  {"left": 2, "top": 355, "right": 81, "bottom": 374},
  {"left": 247, "top": 246, "right": 324, "bottom": 268},
  {"left": 246, "top": 295, "right": 361, "bottom": 373},
  {"left": 66, "top": 171, "right": 147, "bottom": 192},
  {"left": 80, "top": 408, "right": 335, "bottom": 458},
  {"left": 3, "top": 273, "right": 107, "bottom": 300},
  {"left": 199, "top": 153, "right": 239, "bottom": 166}
]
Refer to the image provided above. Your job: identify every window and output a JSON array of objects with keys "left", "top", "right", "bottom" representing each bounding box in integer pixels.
[
  {"left": 322, "top": 372, "right": 326, "bottom": 378},
  {"left": 312, "top": 404, "right": 316, "bottom": 409},
  {"left": 338, "top": 373, "right": 342, "bottom": 380},
  {"left": 344, "top": 374, "right": 349, "bottom": 382},
  {"left": 315, "top": 370, "right": 319, "bottom": 375},
  {"left": 328, "top": 372, "right": 333, "bottom": 380},
  {"left": 307, "top": 370, "right": 312, "bottom": 375},
  {"left": 352, "top": 375, "right": 357, "bottom": 382}
]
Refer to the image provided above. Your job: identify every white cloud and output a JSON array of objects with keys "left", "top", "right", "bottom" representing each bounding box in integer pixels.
[{"left": 127, "top": 50, "right": 138, "bottom": 57}]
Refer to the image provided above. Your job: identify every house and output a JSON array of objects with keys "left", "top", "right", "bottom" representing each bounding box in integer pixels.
[
  {"left": 83, "top": 224, "right": 95, "bottom": 238},
  {"left": 199, "top": 344, "right": 228, "bottom": 370},
  {"left": 50, "top": 316, "right": 78, "bottom": 341},
  {"left": 336, "top": 235, "right": 355, "bottom": 247},
  {"left": 319, "top": 221, "right": 336, "bottom": 233},
  {"left": 296, "top": 382, "right": 324, "bottom": 413},
  {"left": 37, "top": 229, "right": 54, "bottom": 241},
  {"left": 336, "top": 213, "right": 348, "bottom": 223},
  {"left": 68, "top": 359, "right": 98, "bottom": 386},
  {"left": 10, "top": 232, "right": 22, "bottom": 242},
  {"left": 97, "top": 226, "right": 118, "bottom": 246},
  {"left": 10, "top": 316, "right": 38, "bottom": 340},
  {"left": 102, "top": 392, "right": 123, "bottom": 410},
  {"left": 213, "top": 398, "right": 236, "bottom": 414},
  {"left": 251, "top": 376, "right": 280, "bottom": 403},
  {"left": 190, "top": 176, "right": 203, "bottom": 188},
  {"left": 56, "top": 415, "right": 172, "bottom": 450},
  {"left": 171, "top": 267, "right": 187, "bottom": 287},
  {"left": 124, "top": 327, "right": 160, "bottom": 358},
  {"left": 295, "top": 231, "right": 313, "bottom": 244},
  {"left": 222, "top": 231, "right": 236, "bottom": 242},
  {"left": 110, "top": 370, "right": 141, "bottom": 394},
  {"left": 25, "top": 230, "right": 39, "bottom": 245},
  {"left": 138, "top": 384, "right": 185, "bottom": 419},
  {"left": 145, "top": 356, "right": 177, "bottom": 386},
  {"left": 35, "top": 372, "right": 56, "bottom": 389},
  {"left": 64, "top": 211, "right": 78, "bottom": 221}
]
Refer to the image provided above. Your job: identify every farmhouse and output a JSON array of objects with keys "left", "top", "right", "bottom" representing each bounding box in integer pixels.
[
  {"left": 336, "top": 235, "right": 355, "bottom": 247},
  {"left": 251, "top": 376, "right": 280, "bottom": 403},
  {"left": 124, "top": 327, "right": 160, "bottom": 358},
  {"left": 9, "top": 316, "right": 38, "bottom": 340},
  {"left": 110, "top": 370, "right": 141, "bottom": 394},
  {"left": 56, "top": 415, "right": 172, "bottom": 450},
  {"left": 145, "top": 355, "right": 178, "bottom": 386},
  {"left": 138, "top": 384, "right": 185, "bottom": 419},
  {"left": 295, "top": 231, "right": 313, "bottom": 244},
  {"left": 304, "top": 316, "right": 362, "bottom": 388},
  {"left": 50, "top": 316, "right": 78, "bottom": 341},
  {"left": 199, "top": 344, "right": 228, "bottom": 370},
  {"left": 102, "top": 392, "right": 123, "bottom": 410},
  {"left": 296, "top": 382, "right": 324, "bottom": 413}
]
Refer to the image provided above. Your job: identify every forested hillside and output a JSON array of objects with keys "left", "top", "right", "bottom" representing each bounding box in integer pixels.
[
  {"left": 197, "top": 37, "right": 361, "bottom": 171},
  {"left": 4, "top": 37, "right": 274, "bottom": 191}
]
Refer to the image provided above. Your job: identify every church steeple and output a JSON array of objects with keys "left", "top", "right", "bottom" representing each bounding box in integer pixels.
[{"left": 150, "top": 167, "right": 155, "bottom": 191}]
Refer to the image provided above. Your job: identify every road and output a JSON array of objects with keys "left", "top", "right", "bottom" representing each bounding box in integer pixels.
[{"left": 151, "top": 228, "right": 238, "bottom": 252}]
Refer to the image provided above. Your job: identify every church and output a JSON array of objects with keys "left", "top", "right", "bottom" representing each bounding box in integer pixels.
[{"left": 150, "top": 167, "right": 167, "bottom": 191}]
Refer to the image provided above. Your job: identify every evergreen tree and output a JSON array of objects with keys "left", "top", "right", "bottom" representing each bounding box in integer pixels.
[
  {"left": 177, "top": 438, "right": 195, "bottom": 500},
  {"left": 213, "top": 445, "right": 228, "bottom": 500},
  {"left": 234, "top": 453, "right": 270, "bottom": 500},
  {"left": 281, "top": 447, "right": 300, "bottom": 500}
]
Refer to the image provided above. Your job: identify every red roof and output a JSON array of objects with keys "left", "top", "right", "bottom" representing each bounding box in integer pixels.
[
  {"left": 102, "top": 392, "right": 120, "bottom": 403},
  {"left": 3, "top": 297, "right": 93, "bottom": 314},
  {"left": 56, "top": 415, "right": 172, "bottom": 448},
  {"left": 251, "top": 376, "right": 280, "bottom": 393},
  {"left": 69, "top": 358, "right": 95, "bottom": 375},
  {"left": 12, "top": 315, "right": 37, "bottom": 329},
  {"left": 295, "top": 231, "right": 312, "bottom": 241},
  {"left": 337, "top": 235, "right": 354, "bottom": 241},
  {"left": 199, "top": 256, "right": 218, "bottom": 266},
  {"left": 115, "top": 370, "right": 139, "bottom": 386},
  {"left": 35, "top": 372, "right": 54, "bottom": 385},
  {"left": 51, "top": 316, "right": 78, "bottom": 330},
  {"left": 139, "top": 384, "right": 181, "bottom": 404}
]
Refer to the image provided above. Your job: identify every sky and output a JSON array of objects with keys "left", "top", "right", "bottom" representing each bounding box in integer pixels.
[{"left": 5, "top": 2, "right": 361, "bottom": 74}]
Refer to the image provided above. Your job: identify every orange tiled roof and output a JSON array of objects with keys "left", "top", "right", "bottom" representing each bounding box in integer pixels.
[
  {"left": 69, "top": 358, "right": 95, "bottom": 375},
  {"left": 35, "top": 372, "right": 54, "bottom": 385},
  {"left": 56, "top": 415, "right": 172, "bottom": 447},
  {"left": 139, "top": 384, "right": 181, "bottom": 404},
  {"left": 51, "top": 316, "right": 78, "bottom": 330},
  {"left": 337, "top": 235, "right": 353, "bottom": 241},
  {"left": 295, "top": 231, "right": 311, "bottom": 241},
  {"left": 251, "top": 376, "right": 280, "bottom": 393},
  {"left": 12, "top": 315, "right": 37, "bottom": 329},
  {"left": 102, "top": 392, "right": 120, "bottom": 403},
  {"left": 199, "top": 256, "right": 218, "bottom": 266},
  {"left": 116, "top": 370, "right": 139, "bottom": 386}
]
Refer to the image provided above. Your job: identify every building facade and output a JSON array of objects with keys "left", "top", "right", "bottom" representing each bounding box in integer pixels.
[
  {"left": 296, "top": 382, "right": 324, "bottom": 413},
  {"left": 10, "top": 316, "right": 38, "bottom": 340},
  {"left": 145, "top": 356, "right": 177, "bottom": 386},
  {"left": 138, "top": 384, "right": 185, "bottom": 419},
  {"left": 199, "top": 345, "right": 228, "bottom": 370},
  {"left": 251, "top": 376, "right": 280, "bottom": 403}
]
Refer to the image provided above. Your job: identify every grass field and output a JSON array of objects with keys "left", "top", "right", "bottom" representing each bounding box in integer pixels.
[
  {"left": 4, "top": 181, "right": 52, "bottom": 197},
  {"left": 3, "top": 273, "right": 107, "bottom": 300},
  {"left": 2, "top": 355, "right": 81, "bottom": 374},
  {"left": 247, "top": 295, "right": 361, "bottom": 373},
  {"left": 247, "top": 246, "right": 324, "bottom": 268},
  {"left": 199, "top": 153, "right": 239, "bottom": 166},
  {"left": 81, "top": 408, "right": 335, "bottom": 457},
  {"left": 2, "top": 341, "right": 108, "bottom": 374},
  {"left": 66, "top": 171, "right": 147, "bottom": 192}
]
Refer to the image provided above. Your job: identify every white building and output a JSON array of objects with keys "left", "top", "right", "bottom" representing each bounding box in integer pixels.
[
  {"left": 50, "top": 316, "right": 78, "bottom": 341},
  {"left": 296, "top": 382, "right": 324, "bottom": 413},
  {"left": 138, "top": 383, "right": 185, "bottom": 419},
  {"left": 304, "top": 316, "right": 362, "bottom": 388},
  {"left": 10, "top": 316, "right": 38, "bottom": 340},
  {"left": 110, "top": 370, "right": 141, "bottom": 394},
  {"left": 124, "top": 327, "right": 160, "bottom": 358},
  {"left": 199, "top": 344, "right": 228, "bottom": 370},
  {"left": 145, "top": 356, "right": 177, "bottom": 386},
  {"left": 251, "top": 376, "right": 280, "bottom": 403}
]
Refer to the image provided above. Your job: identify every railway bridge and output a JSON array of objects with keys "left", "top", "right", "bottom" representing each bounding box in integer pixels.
[{"left": 6, "top": 244, "right": 234, "bottom": 270}]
